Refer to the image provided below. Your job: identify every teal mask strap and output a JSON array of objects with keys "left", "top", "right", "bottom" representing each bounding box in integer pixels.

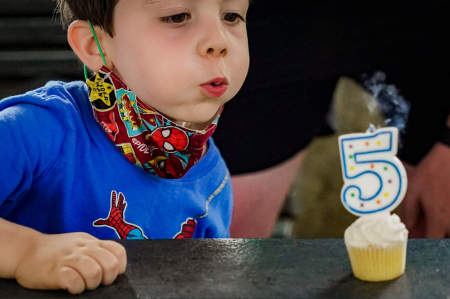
[{"left": 84, "top": 20, "right": 107, "bottom": 80}]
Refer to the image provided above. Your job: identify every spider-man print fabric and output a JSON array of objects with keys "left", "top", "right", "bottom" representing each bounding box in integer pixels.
[
  {"left": 0, "top": 81, "right": 232, "bottom": 239},
  {"left": 86, "top": 66, "right": 220, "bottom": 179}
]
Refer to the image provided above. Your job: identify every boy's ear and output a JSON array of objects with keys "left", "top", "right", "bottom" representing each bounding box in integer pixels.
[{"left": 67, "top": 20, "right": 113, "bottom": 72}]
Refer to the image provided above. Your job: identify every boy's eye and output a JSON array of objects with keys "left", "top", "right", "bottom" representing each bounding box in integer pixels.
[
  {"left": 161, "top": 13, "right": 191, "bottom": 24},
  {"left": 223, "top": 12, "right": 245, "bottom": 24}
]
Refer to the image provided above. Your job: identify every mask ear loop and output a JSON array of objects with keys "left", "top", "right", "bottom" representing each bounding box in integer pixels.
[{"left": 84, "top": 20, "right": 108, "bottom": 80}]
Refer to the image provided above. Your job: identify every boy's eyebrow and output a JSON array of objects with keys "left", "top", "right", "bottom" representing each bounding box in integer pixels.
[
  {"left": 144, "top": 0, "right": 161, "bottom": 6},
  {"left": 144, "top": 0, "right": 249, "bottom": 6}
]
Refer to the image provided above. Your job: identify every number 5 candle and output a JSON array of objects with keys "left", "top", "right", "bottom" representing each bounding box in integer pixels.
[{"left": 338, "top": 126, "right": 407, "bottom": 216}]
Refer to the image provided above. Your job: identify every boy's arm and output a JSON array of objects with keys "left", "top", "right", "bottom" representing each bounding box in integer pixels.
[
  {"left": 0, "top": 218, "right": 38, "bottom": 279},
  {"left": 0, "top": 218, "right": 127, "bottom": 294}
]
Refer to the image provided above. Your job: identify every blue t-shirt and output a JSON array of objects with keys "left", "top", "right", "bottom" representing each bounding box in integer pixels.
[{"left": 0, "top": 81, "right": 232, "bottom": 239}]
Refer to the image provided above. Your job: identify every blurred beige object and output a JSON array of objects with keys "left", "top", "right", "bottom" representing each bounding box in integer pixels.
[
  {"left": 292, "top": 77, "right": 386, "bottom": 237},
  {"left": 332, "top": 77, "right": 385, "bottom": 134}
]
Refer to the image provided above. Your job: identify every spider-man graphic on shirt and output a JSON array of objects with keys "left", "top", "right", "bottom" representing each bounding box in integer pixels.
[{"left": 93, "top": 190, "right": 196, "bottom": 239}]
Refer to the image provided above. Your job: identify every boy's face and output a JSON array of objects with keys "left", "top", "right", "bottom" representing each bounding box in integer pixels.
[{"left": 103, "top": 0, "right": 250, "bottom": 128}]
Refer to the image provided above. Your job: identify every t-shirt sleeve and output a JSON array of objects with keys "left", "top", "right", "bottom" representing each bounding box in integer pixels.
[{"left": 0, "top": 100, "right": 65, "bottom": 205}]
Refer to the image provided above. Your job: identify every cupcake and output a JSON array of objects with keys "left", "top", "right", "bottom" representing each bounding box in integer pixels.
[{"left": 344, "top": 212, "right": 408, "bottom": 281}]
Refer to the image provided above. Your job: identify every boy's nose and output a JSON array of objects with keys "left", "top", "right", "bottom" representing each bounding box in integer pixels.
[
  {"left": 198, "top": 23, "right": 228, "bottom": 58},
  {"left": 205, "top": 47, "right": 228, "bottom": 58}
]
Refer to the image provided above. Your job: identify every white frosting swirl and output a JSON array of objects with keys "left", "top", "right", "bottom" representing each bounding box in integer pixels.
[{"left": 344, "top": 213, "right": 408, "bottom": 248}]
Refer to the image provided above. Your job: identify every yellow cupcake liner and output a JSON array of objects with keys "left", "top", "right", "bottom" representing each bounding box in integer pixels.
[{"left": 346, "top": 242, "right": 407, "bottom": 282}]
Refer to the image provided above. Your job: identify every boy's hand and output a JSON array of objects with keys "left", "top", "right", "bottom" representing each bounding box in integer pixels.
[{"left": 14, "top": 232, "right": 127, "bottom": 294}]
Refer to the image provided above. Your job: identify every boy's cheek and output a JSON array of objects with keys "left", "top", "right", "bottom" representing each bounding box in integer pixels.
[{"left": 235, "top": 56, "right": 250, "bottom": 83}]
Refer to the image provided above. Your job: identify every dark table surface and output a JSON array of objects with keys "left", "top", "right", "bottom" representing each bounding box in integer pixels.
[{"left": 0, "top": 239, "right": 448, "bottom": 299}]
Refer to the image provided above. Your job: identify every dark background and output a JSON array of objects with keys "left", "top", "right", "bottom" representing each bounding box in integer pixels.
[{"left": 1, "top": 0, "right": 449, "bottom": 174}]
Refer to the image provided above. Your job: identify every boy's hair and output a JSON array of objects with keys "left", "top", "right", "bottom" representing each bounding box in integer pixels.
[{"left": 56, "top": 0, "right": 119, "bottom": 36}]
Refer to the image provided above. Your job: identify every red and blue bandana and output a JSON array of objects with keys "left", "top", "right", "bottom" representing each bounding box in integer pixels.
[{"left": 86, "top": 66, "right": 220, "bottom": 179}]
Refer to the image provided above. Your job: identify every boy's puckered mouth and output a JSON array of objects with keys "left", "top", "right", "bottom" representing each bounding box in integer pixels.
[{"left": 200, "top": 77, "right": 228, "bottom": 97}]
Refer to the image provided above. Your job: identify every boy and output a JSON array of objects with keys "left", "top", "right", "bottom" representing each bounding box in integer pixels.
[{"left": 0, "top": 0, "right": 249, "bottom": 294}]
